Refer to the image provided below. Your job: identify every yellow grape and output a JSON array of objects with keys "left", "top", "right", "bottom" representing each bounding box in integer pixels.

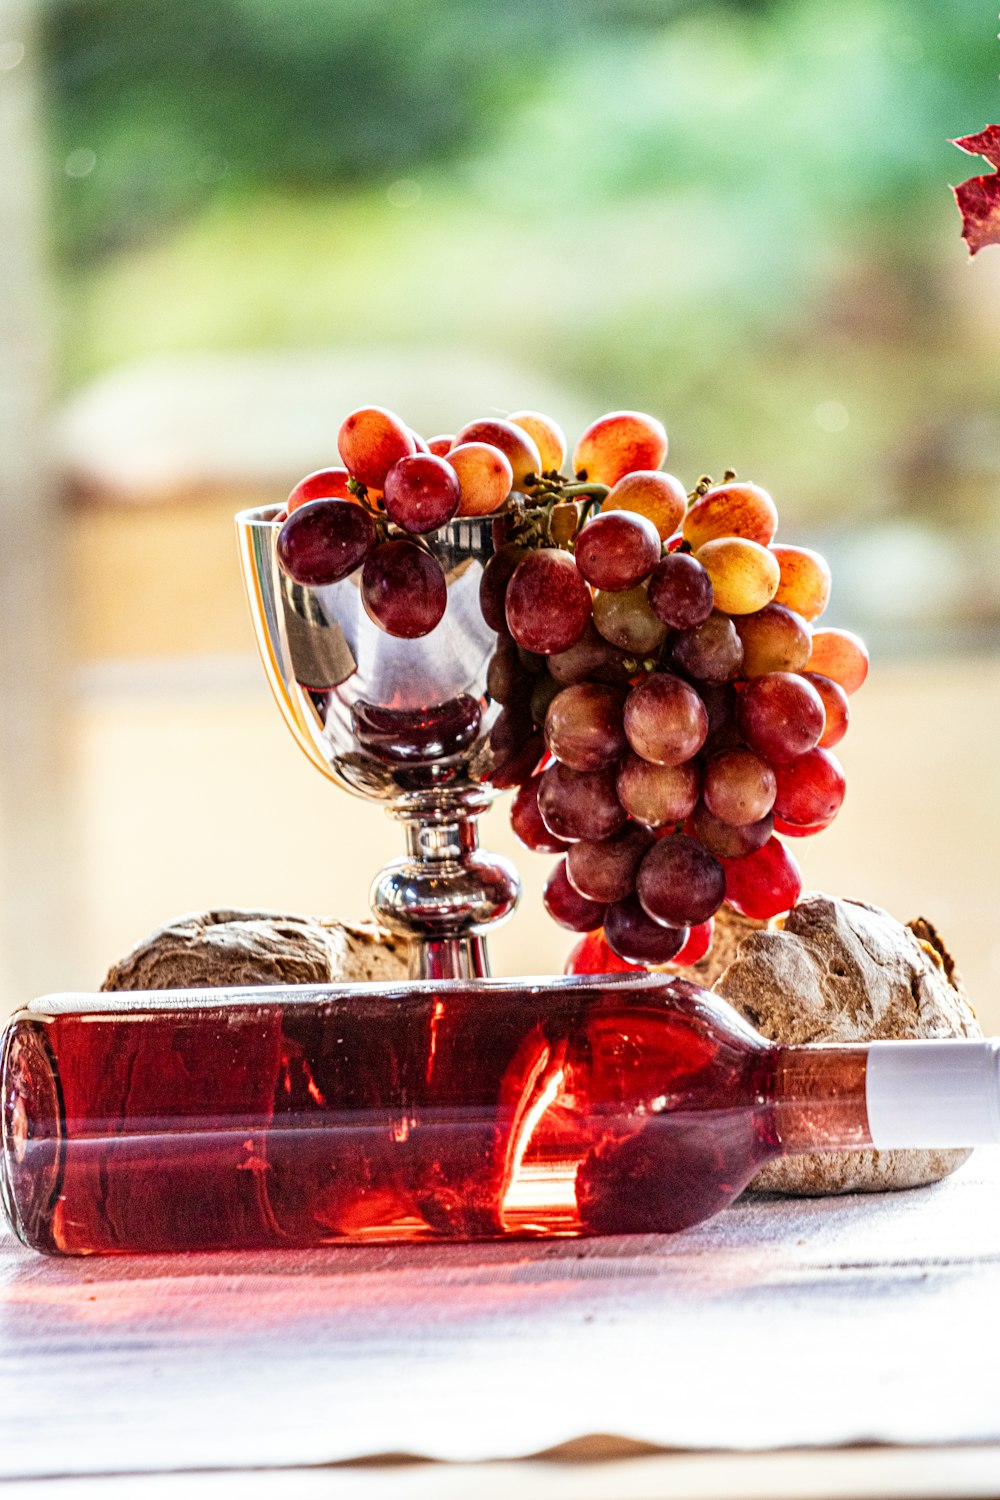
[
  {"left": 572, "top": 411, "right": 667, "bottom": 487},
  {"left": 683, "top": 482, "right": 778, "bottom": 550},
  {"left": 770, "top": 544, "right": 832, "bottom": 621},
  {"left": 601, "top": 470, "right": 687, "bottom": 540},
  {"left": 806, "top": 628, "right": 869, "bottom": 694},
  {"left": 508, "top": 410, "right": 567, "bottom": 474},
  {"left": 449, "top": 442, "right": 514, "bottom": 516},
  {"left": 695, "top": 537, "right": 780, "bottom": 615}
]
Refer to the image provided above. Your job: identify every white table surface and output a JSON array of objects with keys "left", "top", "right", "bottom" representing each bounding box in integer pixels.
[{"left": 2, "top": 1154, "right": 1000, "bottom": 1496}]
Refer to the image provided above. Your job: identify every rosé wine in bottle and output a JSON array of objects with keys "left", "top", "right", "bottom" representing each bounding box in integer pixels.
[{"left": 2, "top": 975, "right": 998, "bottom": 1255}]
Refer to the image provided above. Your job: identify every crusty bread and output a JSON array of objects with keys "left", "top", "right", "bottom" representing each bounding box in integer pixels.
[
  {"left": 102, "top": 909, "right": 409, "bottom": 991},
  {"left": 674, "top": 894, "right": 979, "bottom": 1195}
]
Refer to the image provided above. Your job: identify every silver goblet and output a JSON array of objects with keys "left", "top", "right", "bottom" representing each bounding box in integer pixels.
[{"left": 236, "top": 506, "right": 522, "bottom": 981}]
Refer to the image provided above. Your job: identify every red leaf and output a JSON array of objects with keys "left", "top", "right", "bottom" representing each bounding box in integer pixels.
[
  {"left": 952, "top": 125, "right": 1000, "bottom": 171},
  {"left": 951, "top": 126, "right": 1000, "bottom": 255},
  {"left": 953, "top": 175, "right": 1000, "bottom": 256}
]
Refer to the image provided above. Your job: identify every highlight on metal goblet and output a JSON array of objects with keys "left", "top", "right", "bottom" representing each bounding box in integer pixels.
[{"left": 236, "top": 506, "right": 522, "bottom": 980}]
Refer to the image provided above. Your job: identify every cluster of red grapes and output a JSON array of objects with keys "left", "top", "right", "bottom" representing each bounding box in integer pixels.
[
  {"left": 274, "top": 403, "right": 561, "bottom": 638},
  {"left": 474, "top": 410, "right": 868, "bottom": 974}
]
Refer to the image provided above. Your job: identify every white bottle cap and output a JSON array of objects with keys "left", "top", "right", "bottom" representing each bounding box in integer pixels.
[{"left": 866, "top": 1040, "right": 1000, "bottom": 1149}]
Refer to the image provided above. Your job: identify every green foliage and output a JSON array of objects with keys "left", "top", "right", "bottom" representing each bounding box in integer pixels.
[{"left": 46, "top": 0, "right": 701, "bottom": 258}]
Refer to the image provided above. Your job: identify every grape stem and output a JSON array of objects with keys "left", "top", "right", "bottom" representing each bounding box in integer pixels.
[{"left": 559, "top": 481, "right": 610, "bottom": 503}]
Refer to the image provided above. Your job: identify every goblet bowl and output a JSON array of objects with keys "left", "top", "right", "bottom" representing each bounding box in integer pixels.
[{"left": 236, "top": 506, "right": 522, "bottom": 979}]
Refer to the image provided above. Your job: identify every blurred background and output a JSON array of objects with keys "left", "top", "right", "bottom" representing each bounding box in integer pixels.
[{"left": 1, "top": 0, "right": 999, "bottom": 1024}]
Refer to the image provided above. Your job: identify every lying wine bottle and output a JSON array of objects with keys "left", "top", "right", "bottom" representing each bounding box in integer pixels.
[{"left": 2, "top": 974, "right": 997, "bottom": 1255}]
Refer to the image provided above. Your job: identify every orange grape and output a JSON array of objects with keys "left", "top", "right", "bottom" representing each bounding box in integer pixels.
[
  {"left": 338, "top": 406, "right": 416, "bottom": 489},
  {"left": 287, "top": 467, "right": 355, "bottom": 512},
  {"left": 770, "top": 544, "right": 832, "bottom": 621},
  {"left": 806, "top": 628, "right": 869, "bottom": 694},
  {"left": 601, "top": 470, "right": 687, "bottom": 540},
  {"left": 449, "top": 442, "right": 514, "bottom": 516},
  {"left": 683, "top": 482, "right": 778, "bottom": 550},
  {"left": 694, "top": 537, "right": 780, "bottom": 615},
  {"left": 453, "top": 418, "right": 541, "bottom": 489},
  {"left": 508, "top": 410, "right": 567, "bottom": 473},
  {"left": 572, "top": 411, "right": 668, "bottom": 487}
]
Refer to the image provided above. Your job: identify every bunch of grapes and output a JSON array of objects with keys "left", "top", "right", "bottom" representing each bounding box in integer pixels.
[
  {"left": 479, "top": 412, "right": 868, "bottom": 973},
  {"left": 274, "top": 404, "right": 560, "bottom": 638},
  {"left": 274, "top": 402, "right": 867, "bottom": 973}
]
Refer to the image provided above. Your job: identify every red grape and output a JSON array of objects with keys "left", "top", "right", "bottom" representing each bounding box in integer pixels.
[
  {"left": 774, "top": 814, "right": 835, "bottom": 838},
  {"left": 671, "top": 611, "right": 744, "bottom": 684},
  {"left": 806, "top": 628, "right": 869, "bottom": 695},
  {"left": 623, "top": 672, "right": 708, "bottom": 767},
  {"left": 547, "top": 621, "right": 632, "bottom": 687},
  {"left": 573, "top": 411, "right": 668, "bottom": 487},
  {"left": 772, "top": 747, "right": 846, "bottom": 826},
  {"left": 479, "top": 543, "right": 527, "bottom": 632},
  {"left": 277, "top": 499, "right": 376, "bottom": 586},
  {"left": 510, "top": 775, "right": 568, "bottom": 853},
  {"left": 287, "top": 467, "right": 354, "bottom": 511},
  {"left": 566, "top": 824, "right": 653, "bottom": 904},
  {"left": 544, "top": 683, "right": 629, "bottom": 771},
  {"left": 648, "top": 553, "right": 715, "bottom": 629},
  {"left": 506, "top": 550, "right": 592, "bottom": 655},
  {"left": 734, "top": 602, "right": 811, "bottom": 677},
  {"left": 689, "top": 801, "right": 774, "bottom": 859},
  {"left": 669, "top": 919, "right": 714, "bottom": 967},
  {"left": 803, "top": 671, "right": 850, "bottom": 749},
  {"left": 636, "top": 834, "right": 727, "bottom": 927},
  {"left": 537, "top": 762, "right": 626, "bottom": 842},
  {"left": 564, "top": 929, "right": 644, "bottom": 975},
  {"left": 616, "top": 753, "right": 700, "bottom": 828},
  {"left": 543, "top": 859, "right": 606, "bottom": 932},
  {"left": 490, "top": 710, "right": 543, "bottom": 789},
  {"left": 383, "top": 454, "right": 460, "bottom": 534},
  {"left": 529, "top": 673, "right": 561, "bottom": 726},
  {"left": 722, "top": 836, "right": 802, "bottom": 920},
  {"left": 603, "top": 896, "right": 689, "bottom": 965},
  {"left": 487, "top": 636, "right": 531, "bottom": 706},
  {"left": 453, "top": 419, "right": 541, "bottom": 489},
  {"left": 702, "top": 747, "right": 776, "bottom": 825},
  {"left": 574, "top": 511, "right": 661, "bottom": 592},
  {"left": 361, "top": 538, "right": 446, "bottom": 638},
  {"left": 338, "top": 406, "right": 416, "bottom": 489},
  {"left": 736, "top": 672, "right": 825, "bottom": 765}
]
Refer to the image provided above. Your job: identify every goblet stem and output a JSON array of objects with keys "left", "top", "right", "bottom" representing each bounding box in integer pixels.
[{"left": 370, "top": 794, "right": 520, "bottom": 980}]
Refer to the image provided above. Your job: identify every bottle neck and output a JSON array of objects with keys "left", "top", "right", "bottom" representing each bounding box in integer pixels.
[
  {"left": 771, "top": 1045, "right": 872, "bottom": 1154},
  {"left": 772, "top": 1039, "right": 1000, "bottom": 1155}
]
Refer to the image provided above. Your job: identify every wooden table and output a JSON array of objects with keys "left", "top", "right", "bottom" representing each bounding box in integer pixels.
[{"left": 3, "top": 1154, "right": 999, "bottom": 1498}]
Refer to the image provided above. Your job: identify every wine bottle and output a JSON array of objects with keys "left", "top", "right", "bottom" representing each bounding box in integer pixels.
[{"left": 2, "top": 975, "right": 997, "bottom": 1255}]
